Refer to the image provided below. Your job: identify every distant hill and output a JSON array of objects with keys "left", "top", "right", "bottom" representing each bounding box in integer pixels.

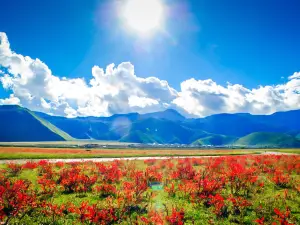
[
  {"left": 193, "top": 134, "right": 237, "bottom": 146},
  {"left": 119, "top": 130, "right": 158, "bottom": 144},
  {"left": 36, "top": 110, "right": 209, "bottom": 144},
  {"left": 265, "top": 110, "right": 300, "bottom": 131},
  {"left": 235, "top": 132, "right": 300, "bottom": 147},
  {"left": 183, "top": 113, "right": 286, "bottom": 137},
  {"left": 0, "top": 105, "right": 73, "bottom": 141},
  {"left": 1, "top": 105, "right": 300, "bottom": 146},
  {"left": 33, "top": 108, "right": 300, "bottom": 146},
  {"left": 34, "top": 113, "right": 111, "bottom": 140},
  {"left": 139, "top": 109, "right": 185, "bottom": 121},
  {"left": 119, "top": 118, "right": 201, "bottom": 144},
  {"left": 35, "top": 109, "right": 185, "bottom": 140}
]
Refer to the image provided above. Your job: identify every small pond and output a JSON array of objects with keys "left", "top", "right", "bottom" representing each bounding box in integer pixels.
[{"left": 149, "top": 182, "right": 163, "bottom": 190}]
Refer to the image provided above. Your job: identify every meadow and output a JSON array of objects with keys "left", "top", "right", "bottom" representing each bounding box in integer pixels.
[
  {"left": 0, "top": 147, "right": 263, "bottom": 160},
  {"left": 0, "top": 146, "right": 299, "bottom": 160},
  {"left": 0, "top": 154, "right": 299, "bottom": 224}
]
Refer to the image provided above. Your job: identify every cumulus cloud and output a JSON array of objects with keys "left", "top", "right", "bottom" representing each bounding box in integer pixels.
[
  {"left": 128, "top": 96, "right": 159, "bottom": 108},
  {"left": 0, "top": 32, "right": 300, "bottom": 118},
  {"left": 289, "top": 72, "right": 300, "bottom": 80},
  {"left": 0, "top": 32, "right": 177, "bottom": 117},
  {"left": 173, "top": 76, "right": 300, "bottom": 117},
  {"left": 0, "top": 94, "right": 20, "bottom": 105}
]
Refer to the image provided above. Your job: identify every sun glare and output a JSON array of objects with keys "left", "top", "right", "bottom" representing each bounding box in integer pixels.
[{"left": 122, "top": 0, "right": 164, "bottom": 35}]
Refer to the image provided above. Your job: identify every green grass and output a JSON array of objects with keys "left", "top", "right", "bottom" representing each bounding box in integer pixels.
[
  {"left": 1, "top": 147, "right": 300, "bottom": 160},
  {"left": 266, "top": 149, "right": 300, "bottom": 154},
  {"left": 0, "top": 151, "right": 261, "bottom": 160}
]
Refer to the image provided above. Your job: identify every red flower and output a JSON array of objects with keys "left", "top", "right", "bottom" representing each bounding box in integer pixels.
[
  {"left": 166, "top": 208, "right": 185, "bottom": 225},
  {"left": 254, "top": 217, "right": 265, "bottom": 224}
]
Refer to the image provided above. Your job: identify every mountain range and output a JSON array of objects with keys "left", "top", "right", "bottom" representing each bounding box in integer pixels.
[{"left": 0, "top": 105, "right": 300, "bottom": 147}]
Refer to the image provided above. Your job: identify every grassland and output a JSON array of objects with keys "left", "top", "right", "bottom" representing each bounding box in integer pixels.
[
  {"left": 270, "top": 149, "right": 300, "bottom": 154},
  {"left": 0, "top": 144, "right": 299, "bottom": 160},
  {"left": 0, "top": 147, "right": 266, "bottom": 159}
]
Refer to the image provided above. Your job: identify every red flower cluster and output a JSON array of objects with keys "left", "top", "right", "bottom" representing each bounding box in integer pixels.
[
  {"left": 58, "top": 167, "right": 97, "bottom": 193},
  {"left": 0, "top": 179, "right": 36, "bottom": 223}
]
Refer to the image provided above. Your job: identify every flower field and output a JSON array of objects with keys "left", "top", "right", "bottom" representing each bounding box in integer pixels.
[{"left": 0, "top": 155, "right": 299, "bottom": 224}]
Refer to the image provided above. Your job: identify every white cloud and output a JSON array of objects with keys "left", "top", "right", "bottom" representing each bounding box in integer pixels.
[
  {"left": 90, "top": 63, "right": 177, "bottom": 114},
  {"left": 289, "top": 72, "right": 300, "bottom": 80},
  {"left": 173, "top": 79, "right": 252, "bottom": 117},
  {"left": 0, "top": 32, "right": 300, "bottom": 118},
  {"left": 0, "top": 94, "right": 20, "bottom": 105},
  {"left": 173, "top": 77, "right": 300, "bottom": 117},
  {"left": 0, "top": 32, "right": 177, "bottom": 117},
  {"left": 40, "top": 98, "right": 51, "bottom": 110},
  {"left": 128, "top": 96, "right": 159, "bottom": 108}
]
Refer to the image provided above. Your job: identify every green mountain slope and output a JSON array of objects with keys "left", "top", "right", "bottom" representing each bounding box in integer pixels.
[
  {"left": 35, "top": 115, "right": 110, "bottom": 140},
  {"left": 2, "top": 105, "right": 300, "bottom": 146},
  {"left": 0, "top": 105, "right": 73, "bottom": 141},
  {"left": 235, "top": 132, "right": 300, "bottom": 147},
  {"left": 193, "top": 134, "right": 237, "bottom": 146},
  {"left": 119, "top": 118, "right": 205, "bottom": 144},
  {"left": 119, "top": 130, "right": 158, "bottom": 143}
]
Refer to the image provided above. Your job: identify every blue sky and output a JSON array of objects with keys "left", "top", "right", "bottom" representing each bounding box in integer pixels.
[{"left": 0, "top": 0, "right": 300, "bottom": 117}]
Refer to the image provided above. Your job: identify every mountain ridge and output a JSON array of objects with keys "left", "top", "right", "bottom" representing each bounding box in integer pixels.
[
  {"left": 1, "top": 105, "right": 300, "bottom": 147},
  {"left": 0, "top": 105, "right": 74, "bottom": 142}
]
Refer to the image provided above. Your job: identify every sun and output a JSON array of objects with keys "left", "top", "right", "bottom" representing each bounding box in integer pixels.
[{"left": 122, "top": 0, "right": 165, "bottom": 34}]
